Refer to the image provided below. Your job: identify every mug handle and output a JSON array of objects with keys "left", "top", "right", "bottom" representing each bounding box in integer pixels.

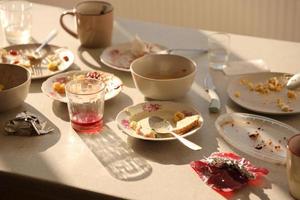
[{"left": 60, "top": 10, "right": 78, "bottom": 38}]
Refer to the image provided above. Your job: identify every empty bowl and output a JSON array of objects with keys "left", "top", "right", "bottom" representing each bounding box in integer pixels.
[
  {"left": 0, "top": 64, "right": 31, "bottom": 112},
  {"left": 130, "top": 54, "right": 196, "bottom": 100}
]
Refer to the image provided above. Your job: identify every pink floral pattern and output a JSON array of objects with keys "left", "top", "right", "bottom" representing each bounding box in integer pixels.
[
  {"left": 55, "top": 77, "right": 68, "bottom": 84},
  {"left": 121, "top": 119, "right": 130, "bottom": 129},
  {"left": 142, "top": 103, "right": 161, "bottom": 112},
  {"left": 181, "top": 110, "right": 195, "bottom": 116}
]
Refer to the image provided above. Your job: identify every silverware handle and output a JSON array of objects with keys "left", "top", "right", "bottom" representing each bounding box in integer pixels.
[
  {"left": 35, "top": 29, "right": 58, "bottom": 53},
  {"left": 208, "top": 89, "right": 221, "bottom": 113},
  {"left": 168, "top": 48, "right": 208, "bottom": 54},
  {"left": 170, "top": 131, "right": 202, "bottom": 151}
]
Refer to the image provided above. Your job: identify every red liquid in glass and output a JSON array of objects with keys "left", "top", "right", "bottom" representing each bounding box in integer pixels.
[{"left": 71, "top": 112, "right": 103, "bottom": 134}]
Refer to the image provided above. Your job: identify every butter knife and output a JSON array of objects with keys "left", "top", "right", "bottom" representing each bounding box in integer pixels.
[{"left": 204, "top": 74, "right": 221, "bottom": 113}]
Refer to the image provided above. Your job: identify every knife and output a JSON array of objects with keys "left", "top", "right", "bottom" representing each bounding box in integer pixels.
[{"left": 204, "top": 74, "right": 221, "bottom": 113}]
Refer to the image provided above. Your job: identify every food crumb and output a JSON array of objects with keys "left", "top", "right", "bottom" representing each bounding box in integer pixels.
[
  {"left": 287, "top": 90, "right": 297, "bottom": 99},
  {"left": 248, "top": 132, "right": 259, "bottom": 140},
  {"left": 63, "top": 56, "right": 69, "bottom": 62},
  {"left": 234, "top": 91, "right": 241, "bottom": 98},
  {"left": 274, "top": 145, "right": 281, "bottom": 151}
]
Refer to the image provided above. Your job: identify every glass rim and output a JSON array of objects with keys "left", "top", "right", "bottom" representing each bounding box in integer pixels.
[
  {"left": 65, "top": 78, "right": 106, "bottom": 95},
  {"left": 0, "top": 0, "right": 32, "bottom": 11},
  {"left": 75, "top": 1, "right": 113, "bottom": 16}
]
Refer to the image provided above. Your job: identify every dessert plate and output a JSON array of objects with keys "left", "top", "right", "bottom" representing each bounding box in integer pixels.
[
  {"left": 116, "top": 101, "right": 203, "bottom": 141},
  {"left": 100, "top": 42, "right": 164, "bottom": 72},
  {"left": 41, "top": 70, "right": 123, "bottom": 103},
  {"left": 227, "top": 72, "right": 300, "bottom": 115},
  {"left": 215, "top": 112, "right": 298, "bottom": 164},
  {"left": 2, "top": 44, "right": 74, "bottom": 79}
]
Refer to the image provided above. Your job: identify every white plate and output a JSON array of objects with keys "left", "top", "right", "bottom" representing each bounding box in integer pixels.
[
  {"left": 215, "top": 112, "right": 299, "bottom": 164},
  {"left": 100, "top": 42, "right": 164, "bottom": 72},
  {"left": 3, "top": 44, "right": 74, "bottom": 79},
  {"left": 41, "top": 70, "right": 123, "bottom": 103},
  {"left": 227, "top": 72, "right": 300, "bottom": 115},
  {"left": 116, "top": 101, "right": 203, "bottom": 141}
]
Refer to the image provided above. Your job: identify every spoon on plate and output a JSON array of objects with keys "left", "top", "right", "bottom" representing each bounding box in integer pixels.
[
  {"left": 148, "top": 116, "right": 202, "bottom": 151},
  {"left": 286, "top": 73, "right": 300, "bottom": 90},
  {"left": 156, "top": 48, "right": 208, "bottom": 55},
  {"left": 27, "top": 29, "right": 58, "bottom": 60}
]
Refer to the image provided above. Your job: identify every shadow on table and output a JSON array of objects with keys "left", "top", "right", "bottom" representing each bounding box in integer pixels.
[
  {"left": 0, "top": 171, "right": 125, "bottom": 200},
  {"left": 217, "top": 177, "right": 272, "bottom": 200},
  {"left": 127, "top": 128, "right": 219, "bottom": 165},
  {"left": 52, "top": 100, "right": 69, "bottom": 122},
  {"left": 79, "top": 126, "right": 152, "bottom": 181},
  {"left": 77, "top": 46, "right": 135, "bottom": 88},
  {"left": 0, "top": 103, "right": 61, "bottom": 180},
  {"left": 104, "top": 92, "right": 134, "bottom": 122}
]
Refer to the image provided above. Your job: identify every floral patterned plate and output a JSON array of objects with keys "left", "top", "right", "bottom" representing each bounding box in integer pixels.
[
  {"left": 41, "top": 70, "right": 123, "bottom": 103},
  {"left": 100, "top": 42, "right": 164, "bottom": 72},
  {"left": 116, "top": 101, "right": 204, "bottom": 141}
]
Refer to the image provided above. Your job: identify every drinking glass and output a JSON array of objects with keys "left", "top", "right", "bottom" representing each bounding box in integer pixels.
[
  {"left": 208, "top": 32, "right": 230, "bottom": 70},
  {"left": 65, "top": 78, "right": 105, "bottom": 134},
  {"left": 287, "top": 134, "right": 300, "bottom": 199},
  {"left": 0, "top": 0, "right": 32, "bottom": 44}
]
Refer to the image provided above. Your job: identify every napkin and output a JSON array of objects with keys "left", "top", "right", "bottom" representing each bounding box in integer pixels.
[
  {"left": 190, "top": 152, "right": 269, "bottom": 193},
  {"left": 223, "top": 59, "right": 270, "bottom": 75}
]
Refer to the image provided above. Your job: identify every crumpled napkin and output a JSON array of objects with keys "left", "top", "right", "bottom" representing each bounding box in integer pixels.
[
  {"left": 4, "top": 111, "right": 53, "bottom": 136},
  {"left": 190, "top": 152, "right": 269, "bottom": 193},
  {"left": 223, "top": 59, "right": 270, "bottom": 75}
]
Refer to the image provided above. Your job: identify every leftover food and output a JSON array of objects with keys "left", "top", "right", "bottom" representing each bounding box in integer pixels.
[{"left": 190, "top": 152, "right": 269, "bottom": 192}]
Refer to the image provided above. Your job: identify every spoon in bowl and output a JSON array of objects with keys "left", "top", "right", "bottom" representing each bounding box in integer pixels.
[{"left": 148, "top": 116, "right": 202, "bottom": 151}]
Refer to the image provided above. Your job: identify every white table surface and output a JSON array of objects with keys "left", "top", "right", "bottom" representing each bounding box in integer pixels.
[{"left": 0, "top": 3, "right": 300, "bottom": 200}]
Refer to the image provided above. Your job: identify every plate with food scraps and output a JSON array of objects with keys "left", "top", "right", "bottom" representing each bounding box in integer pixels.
[
  {"left": 215, "top": 112, "right": 299, "bottom": 164},
  {"left": 0, "top": 44, "right": 74, "bottom": 79},
  {"left": 100, "top": 37, "right": 165, "bottom": 72},
  {"left": 41, "top": 70, "right": 123, "bottom": 103},
  {"left": 116, "top": 101, "right": 203, "bottom": 141},
  {"left": 227, "top": 72, "right": 300, "bottom": 115}
]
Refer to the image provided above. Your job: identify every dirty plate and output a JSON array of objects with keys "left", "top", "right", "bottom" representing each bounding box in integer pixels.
[
  {"left": 2, "top": 44, "right": 74, "bottom": 79},
  {"left": 100, "top": 42, "right": 164, "bottom": 72},
  {"left": 227, "top": 72, "right": 300, "bottom": 115},
  {"left": 116, "top": 101, "right": 203, "bottom": 141},
  {"left": 215, "top": 112, "right": 298, "bottom": 164},
  {"left": 41, "top": 70, "right": 123, "bottom": 103}
]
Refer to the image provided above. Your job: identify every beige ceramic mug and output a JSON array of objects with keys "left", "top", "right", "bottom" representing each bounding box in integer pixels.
[
  {"left": 287, "top": 134, "right": 300, "bottom": 200},
  {"left": 60, "top": 1, "right": 113, "bottom": 48}
]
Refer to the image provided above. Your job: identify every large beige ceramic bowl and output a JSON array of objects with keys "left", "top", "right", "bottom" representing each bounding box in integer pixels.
[
  {"left": 130, "top": 54, "right": 196, "bottom": 100},
  {"left": 0, "top": 64, "right": 31, "bottom": 112}
]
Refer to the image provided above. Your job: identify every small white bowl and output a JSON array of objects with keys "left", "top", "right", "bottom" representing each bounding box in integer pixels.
[
  {"left": 130, "top": 54, "right": 196, "bottom": 100},
  {"left": 0, "top": 64, "right": 31, "bottom": 112}
]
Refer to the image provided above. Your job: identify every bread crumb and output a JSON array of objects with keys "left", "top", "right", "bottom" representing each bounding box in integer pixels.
[
  {"left": 287, "top": 90, "right": 297, "bottom": 99},
  {"left": 234, "top": 91, "right": 241, "bottom": 98}
]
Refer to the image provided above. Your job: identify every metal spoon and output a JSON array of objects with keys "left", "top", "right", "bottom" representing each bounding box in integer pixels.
[
  {"left": 29, "top": 29, "right": 58, "bottom": 60},
  {"left": 156, "top": 48, "right": 208, "bottom": 55},
  {"left": 148, "top": 116, "right": 202, "bottom": 151},
  {"left": 286, "top": 73, "right": 300, "bottom": 90}
]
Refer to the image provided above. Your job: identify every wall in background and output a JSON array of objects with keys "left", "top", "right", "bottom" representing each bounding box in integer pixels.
[{"left": 30, "top": 0, "right": 300, "bottom": 42}]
